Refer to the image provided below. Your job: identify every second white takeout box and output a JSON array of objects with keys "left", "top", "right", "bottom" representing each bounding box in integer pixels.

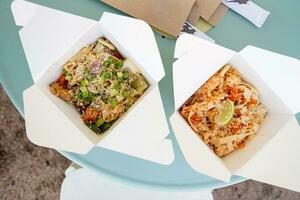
[
  {"left": 12, "top": 0, "right": 174, "bottom": 165},
  {"left": 170, "top": 34, "right": 300, "bottom": 191}
]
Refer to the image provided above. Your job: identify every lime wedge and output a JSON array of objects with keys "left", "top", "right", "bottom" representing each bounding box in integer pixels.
[{"left": 216, "top": 100, "right": 235, "bottom": 126}]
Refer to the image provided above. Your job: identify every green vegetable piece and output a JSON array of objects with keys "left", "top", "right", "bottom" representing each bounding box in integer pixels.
[
  {"left": 117, "top": 71, "right": 123, "bottom": 78},
  {"left": 84, "top": 68, "right": 93, "bottom": 81},
  {"left": 123, "top": 90, "right": 129, "bottom": 98},
  {"left": 65, "top": 73, "right": 72, "bottom": 81},
  {"left": 108, "top": 56, "right": 115, "bottom": 63},
  {"left": 103, "top": 61, "right": 111, "bottom": 67},
  {"left": 95, "top": 117, "right": 105, "bottom": 127},
  {"left": 110, "top": 88, "right": 118, "bottom": 96},
  {"left": 123, "top": 71, "right": 129, "bottom": 79},
  {"left": 88, "top": 123, "right": 101, "bottom": 134},
  {"left": 100, "top": 122, "right": 112, "bottom": 131},
  {"left": 131, "top": 74, "right": 148, "bottom": 93},
  {"left": 102, "top": 71, "right": 112, "bottom": 80},
  {"left": 80, "top": 79, "right": 89, "bottom": 86},
  {"left": 110, "top": 99, "right": 118, "bottom": 108},
  {"left": 98, "top": 75, "right": 105, "bottom": 84},
  {"left": 80, "top": 86, "right": 88, "bottom": 93},
  {"left": 115, "top": 60, "right": 123, "bottom": 69},
  {"left": 62, "top": 68, "right": 68, "bottom": 74}
]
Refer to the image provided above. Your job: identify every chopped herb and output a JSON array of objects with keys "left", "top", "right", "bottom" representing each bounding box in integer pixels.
[
  {"left": 84, "top": 68, "right": 93, "bottom": 81},
  {"left": 95, "top": 117, "right": 104, "bottom": 127},
  {"left": 103, "top": 61, "right": 111, "bottom": 67},
  {"left": 110, "top": 98, "right": 118, "bottom": 108},
  {"left": 115, "top": 60, "right": 123, "bottom": 69},
  {"left": 80, "top": 79, "right": 89, "bottom": 87},
  {"left": 65, "top": 73, "right": 73, "bottom": 81},
  {"left": 123, "top": 71, "right": 129, "bottom": 79},
  {"left": 102, "top": 71, "right": 112, "bottom": 80},
  {"left": 123, "top": 90, "right": 129, "bottom": 98},
  {"left": 108, "top": 56, "right": 115, "bottom": 63},
  {"left": 100, "top": 122, "right": 113, "bottom": 131},
  {"left": 87, "top": 123, "right": 101, "bottom": 134},
  {"left": 80, "top": 86, "right": 88, "bottom": 93}
]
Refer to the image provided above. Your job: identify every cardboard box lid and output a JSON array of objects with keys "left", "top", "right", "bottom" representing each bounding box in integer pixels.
[
  {"left": 171, "top": 34, "right": 300, "bottom": 191},
  {"left": 12, "top": 0, "right": 174, "bottom": 165},
  {"left": 102, "top": 0, "right": 195, "bottom": 37}
]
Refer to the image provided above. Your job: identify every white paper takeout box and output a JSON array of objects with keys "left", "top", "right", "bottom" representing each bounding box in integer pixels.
[
  {"left": 12, "top": 0, "right": 174, "bottom": 165},
  {"left": 170, "top": 34, "right": 300, "bottom": 191}
]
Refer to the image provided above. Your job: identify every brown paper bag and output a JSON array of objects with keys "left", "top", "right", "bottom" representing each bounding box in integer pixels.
[
  {"left": 187, "top": 0, "right": 228, "bottom": 26},
  {"left": 187, "top": 2, "right": 201, "bottom": 25},
  {"left": 102, "top": 0, "right": 196, "bottom": 37},
  {"left": 207, "top": 3, "right": 228, "bottom": 26}
]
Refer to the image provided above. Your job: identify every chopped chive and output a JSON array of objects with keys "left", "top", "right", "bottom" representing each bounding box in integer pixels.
[
  {"left": 102, "top": 71, "right": 112, "bottom": 80},
  {"left": 87, "top": 123, "right": 101, "bottom": 133},
  {"left": 110, "top": 99, "right": 118, "bottom": 108},
  {"left": 123, "top": 90, "right": 129, "bottom": 98},
  {"left": 115, "top": 60, "right": 123, "bottom": 69},
  {"left": 108, "top": 56, "right": 115, "bottom": 63},
  {"left": 80, "top": 79, "right": 89, "bottom": 86}
]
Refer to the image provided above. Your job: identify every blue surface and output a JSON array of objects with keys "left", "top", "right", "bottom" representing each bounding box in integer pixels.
[{"left": 0, "top": 0, "right": 299, "bottom": 191}]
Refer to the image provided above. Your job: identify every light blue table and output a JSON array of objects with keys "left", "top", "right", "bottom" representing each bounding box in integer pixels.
[{"left": 1, "top": 0, "right": 299, "bottom": 191}]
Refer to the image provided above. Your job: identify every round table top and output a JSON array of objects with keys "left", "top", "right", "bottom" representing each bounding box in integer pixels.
[{"left": 1, "top": 0, "right": 299, "bottom": 191}]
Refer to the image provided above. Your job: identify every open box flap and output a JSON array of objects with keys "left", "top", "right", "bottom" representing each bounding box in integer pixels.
[
  {"left": 174, "top": 34, "right": 208, "bottom": 59},
  {"left": 174, "top": 34, "right": 219, "bottom": 59},
  {"left": 170, "top": 112, "right": 231, "bottom": 181},
  {"left": 24, "top": 85, "right": 95, "bottom": 154},
  {"left": 173, "top": 35, "right": 235, "bottom": 109},
  {"left": 99, "top": 13, "right": 165, "bottom": 83},
  {"left": 100, "top": 136, "right": 174, "bottom": 165},
  {"left": 14, "top": 1, "right": 96, "bottom": 82},
  {"left": 13, "top": 0, "right": 165, "bottom": 83},
  {"left": 97, "top": 86, "right": 174, "bottom": 164},
  {"left": 11, "top": 0, "right": 39, "bottom": 27},
  {"left": 239, "top": 46, "right": 300, "bottom": 114},
  {"left": 235, "top": 117, "right": 300, "bottom": 192}
]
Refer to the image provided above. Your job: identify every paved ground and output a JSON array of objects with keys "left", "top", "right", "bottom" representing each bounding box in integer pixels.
[{"left": 0, "top": 85, "right": 299, "bottom": 200}]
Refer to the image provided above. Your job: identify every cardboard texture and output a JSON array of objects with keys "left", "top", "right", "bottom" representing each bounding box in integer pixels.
[
  {"left": 170, "top": 34, "right": 300, "bottom": 191},
  {"left": 187, "top": 2, "right": 201, "bottom": 25},
  {"left": 196, "top": 0, "right": 228, "bottom": 26},
  {"left": 207, "top": 3, "right": 228, "bottom": 26},
  {"left": 196, "top": 0, "right": 220, "bottom": 20},
  {"left": 12, "top": 0, "right": 174, "bottom": 165},
  {"left": 101, "top": 0, "right": 195, "bottom": 37}
]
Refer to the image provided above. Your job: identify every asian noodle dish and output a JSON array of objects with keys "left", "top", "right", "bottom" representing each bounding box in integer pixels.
[
  {"left": 180, "top": 65, "right": 267, "bottom": 157},
  {"left": 50, "top": 37, "right": 148, "bottom": 134}
]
